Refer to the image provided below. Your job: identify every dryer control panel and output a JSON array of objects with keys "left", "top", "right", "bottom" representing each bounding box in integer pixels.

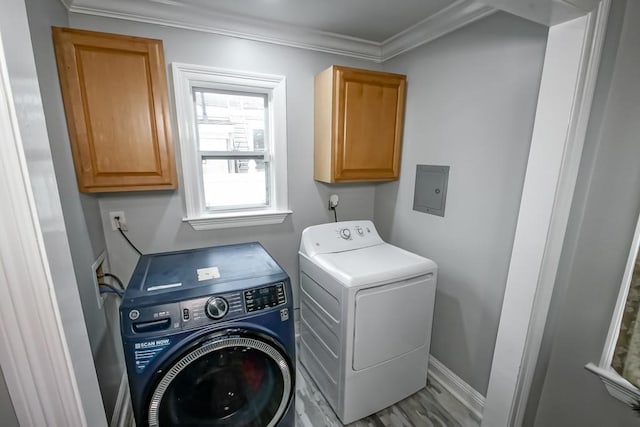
[{"left": 299, "top": 220, "right": 385, "bottom": 258}]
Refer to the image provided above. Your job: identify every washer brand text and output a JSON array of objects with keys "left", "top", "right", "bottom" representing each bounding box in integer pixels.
[{"left": 135, "top": 339, "right": 170, "bottom": 349}]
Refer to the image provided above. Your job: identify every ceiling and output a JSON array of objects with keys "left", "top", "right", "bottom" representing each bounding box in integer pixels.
[
  {"left": 61, "top": 0, "right": 497, "bottom": 62},
  {"left": 150, "top": 0, "right": 458, "bottom": 43},
  {"left": 61, "top": 0, "right": 599, "bottom": 62}
]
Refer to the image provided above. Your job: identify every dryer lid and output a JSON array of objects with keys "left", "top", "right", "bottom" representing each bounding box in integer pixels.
[{"left": 310, "top": 243, "right": 437, "bottom": 287}]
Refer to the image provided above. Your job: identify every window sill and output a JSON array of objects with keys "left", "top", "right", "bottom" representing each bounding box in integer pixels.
[
  {"left": 585, "top": 363, "right": 640, "bottom": 405},
  {"left": 184, "top": 210, "right": 292, "bottom": 230}
]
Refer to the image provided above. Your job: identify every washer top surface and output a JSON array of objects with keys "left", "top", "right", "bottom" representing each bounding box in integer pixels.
[
  {"left": 122, "top": 242, "right": 287, "bottom": 307},
  {"left": 300, "top": 220, "right": 436, "bottom": 287}
]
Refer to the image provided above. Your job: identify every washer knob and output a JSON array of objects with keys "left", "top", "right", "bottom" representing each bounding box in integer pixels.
[
  {"left": 355, "top": 226, "right": 364, "bottom": 236},
  {"left": 205, "top": 297, "right": 228, "bottom": 320},
  {"left": 340, "top": 228, "right": 351, "bottom": 240}
]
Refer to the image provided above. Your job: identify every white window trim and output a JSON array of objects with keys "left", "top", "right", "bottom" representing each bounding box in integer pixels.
[
  {"left": 585, "top": 209, "right": 640, "bottom": 406},
  {"left": 171, "top": 63, "right": 291, "bottom": 230}
]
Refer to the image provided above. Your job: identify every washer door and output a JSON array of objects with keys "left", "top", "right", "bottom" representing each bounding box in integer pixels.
[{"left": 148, "top": 332, "right": 293, "bottom": 427}]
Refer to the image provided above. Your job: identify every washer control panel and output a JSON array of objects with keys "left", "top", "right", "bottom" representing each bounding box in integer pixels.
[
  {"left": 244, "top": 282, "right": 286, "bottom": 312},
  {"left": 205, "top": 296, "right": 229, "bottom": 320},
  {"left": 127, "top": 282, "right": 289, "bottom": 335},
  {"left": 179, "top": 291, "right": 243, "bottom": 329}
]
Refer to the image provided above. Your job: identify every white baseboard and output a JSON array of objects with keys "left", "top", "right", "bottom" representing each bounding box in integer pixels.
[
  {"left": 111, "top": 373, "right": 134, "bottom": 427},
  {"left": 428, "top": 355, "right": 485, "bottom": 421}
]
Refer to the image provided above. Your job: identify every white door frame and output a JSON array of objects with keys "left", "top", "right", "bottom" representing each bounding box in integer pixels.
[
  {"left": 0, "top": 0, "right": 107, "bottom": 424},
  {"left": 0, "top": 31, "right": 89, "bottom": 426},
  {"left": 482, "top": 1, "right": 611, "bottom": 425}
]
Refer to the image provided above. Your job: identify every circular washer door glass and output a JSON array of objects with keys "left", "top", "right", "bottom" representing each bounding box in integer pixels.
[{"left": 149, "top": 336, "right": 292, "bottom": 427}]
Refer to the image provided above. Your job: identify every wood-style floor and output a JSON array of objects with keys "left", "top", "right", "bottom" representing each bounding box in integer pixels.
[{"left": 294, "top": 362, "right": 480, "bottom": 427}]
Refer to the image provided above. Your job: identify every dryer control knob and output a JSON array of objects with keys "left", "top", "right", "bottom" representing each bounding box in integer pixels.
[
  {"left": 340, "top": 228, "right": 351, "bottom": 240},
  {"left": 205, "top": 297, "right": 228, "bottom": 320}
]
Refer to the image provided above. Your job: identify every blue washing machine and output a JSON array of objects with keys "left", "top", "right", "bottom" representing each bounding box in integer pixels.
[{"left": 120, "top": 242, "right": 295, "bottom": 427}]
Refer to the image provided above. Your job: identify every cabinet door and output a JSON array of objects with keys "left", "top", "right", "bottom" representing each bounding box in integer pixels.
[
  {"left": 334, "top": 67, "right": 406, "bottom": 181},
  {"left": 52, "top": 27, "right": 177, "bottom": 192}
]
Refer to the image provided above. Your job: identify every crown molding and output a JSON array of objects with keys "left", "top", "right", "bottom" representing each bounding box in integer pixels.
[
  {"left": 61, "top": 0, "right": 496, "bottom": 62},
  {"left": 555, "top": 0, "right": 600, "bottom": 14},
  {"left": 381, "top": 0, "right": 497, "bottom": 61},
  {"left": 64, "top": 0, "right": 382, "bottom": 61}
]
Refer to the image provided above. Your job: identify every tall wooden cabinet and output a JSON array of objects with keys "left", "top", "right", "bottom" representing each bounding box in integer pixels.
[
  {"left": 314, "top": 65, "right": 407, "bottom": 183},
  {"left": 52, "top": 27, "right": 177, "bottom": 192}
]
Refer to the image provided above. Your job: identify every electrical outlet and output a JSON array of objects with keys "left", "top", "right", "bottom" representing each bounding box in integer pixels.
[
  {"left": 109, "top": 211, "right": 127, "bottom": 231},
  {"left": 328, "top": 194, "right": 339, "bottom": 209}
]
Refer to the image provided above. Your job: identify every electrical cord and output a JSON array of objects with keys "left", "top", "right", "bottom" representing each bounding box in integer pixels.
[
  {"left": 98, "top": 273, "right": 124, "bottom": 291},
  {"left": 99, "top": 272, "right": 125, "bottom": 290},
  {"left": 99, "top": 283, "right": 123, "bottom": 297},
  {"left": 117, "top": 225, "right": 143, "bottom": 256},
  {"left": 99, "top": 287, "right": 122, "bottom": 296},
  {"left": 332, "top": 207, "right": 338, "bottom": 222}
]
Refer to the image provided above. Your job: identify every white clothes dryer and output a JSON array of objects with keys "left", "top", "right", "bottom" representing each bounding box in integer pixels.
[{"left": 298, "top": 220, "right": 437, "bottom": 424}]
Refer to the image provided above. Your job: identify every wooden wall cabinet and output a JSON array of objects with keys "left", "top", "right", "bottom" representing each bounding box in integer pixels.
[
  {"left": 314, "top": 65, "right": 407, "bottom": 183},
  {"left": 52, "top": 27, "right": 177, "bottom": 192}
]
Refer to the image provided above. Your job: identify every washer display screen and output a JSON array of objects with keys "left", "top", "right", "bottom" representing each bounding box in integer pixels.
[{"left": 244, "top": 283, "right": 286, "bottom": 312}]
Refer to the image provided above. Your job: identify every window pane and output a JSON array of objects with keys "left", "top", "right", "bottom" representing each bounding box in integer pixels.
[
  {"left": 193, "top": 89, "right": 267, "bottom": 153},
  {"left": 202, "top": 158, "right": 267, "bottom": 209}
]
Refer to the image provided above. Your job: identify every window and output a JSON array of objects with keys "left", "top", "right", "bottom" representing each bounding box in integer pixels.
[
  {"left": 194, "top": 89, "right": 268, "bottom": 210},
  {"left": 172, "top": 64, "right": 290, "bottom": 230}
]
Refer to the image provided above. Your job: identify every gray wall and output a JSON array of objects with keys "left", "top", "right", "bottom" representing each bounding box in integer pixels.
[
  {"left": 24, "top": 0, "right": 120, "bottom": 420},
  {"left": 3, "top": 0, "right": 106, "bottom": 422},
  {"left": 0, "top": 368, "right": 18, "bottom": 427},
  {"left": 527, "top": 1, "right": 640, "bottom": 425},
  {"left": 67, "top": 13, "right": 383, "bottom": 308},
  {"left": 25, "top": 0, "right": 108, "bottom": 355},
  {"left": 375, "top": 13, "right": 548, "bottom": 395}
]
